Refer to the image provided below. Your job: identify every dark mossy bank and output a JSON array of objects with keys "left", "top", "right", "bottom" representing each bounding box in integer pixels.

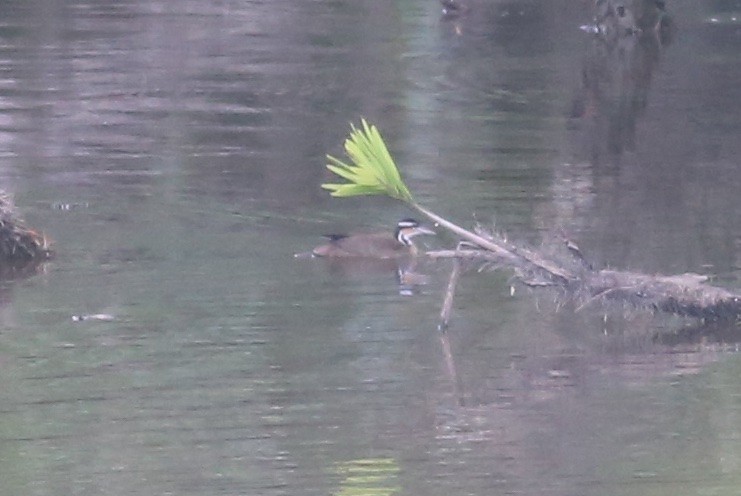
[{"left": 0, "top": 193, "right": 52, "bottom": 276}]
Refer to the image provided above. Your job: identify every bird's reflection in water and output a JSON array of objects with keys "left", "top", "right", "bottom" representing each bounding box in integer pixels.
[{"left": 320, "top": 255, "right": 431, "bottom": 296}]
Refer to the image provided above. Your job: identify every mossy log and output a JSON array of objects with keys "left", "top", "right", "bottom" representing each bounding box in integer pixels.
[
  {"left": 582, "top": 270, "right": 741, "bottom": 321},
  {"left": 0, "top": 193, "right": 51, "bottom": 274}
]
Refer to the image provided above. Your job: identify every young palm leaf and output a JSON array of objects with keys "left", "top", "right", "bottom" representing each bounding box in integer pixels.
[
  {"left": 323, "top": 119, "right": 414, "bottom": 203},
  {"left": 322, "top": 119, "right": 500, "bottom": 251}
]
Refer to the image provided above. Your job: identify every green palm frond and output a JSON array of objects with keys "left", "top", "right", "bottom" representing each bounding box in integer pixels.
[{"left": 322, "top": 119, "right": 414, "bottom": 203}]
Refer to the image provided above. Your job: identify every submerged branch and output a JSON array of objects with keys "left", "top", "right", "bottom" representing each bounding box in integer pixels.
[{"left": 439, "top": 256, "right": 463, "bottom": 330}]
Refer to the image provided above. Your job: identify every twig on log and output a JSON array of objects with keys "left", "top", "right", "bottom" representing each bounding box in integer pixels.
[{"left": 574, "top": 287, "right": 628, "bottom": 312}]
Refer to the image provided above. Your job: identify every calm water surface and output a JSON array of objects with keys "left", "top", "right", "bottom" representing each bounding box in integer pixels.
[{"left": 1, "top": 1, "right": 741, "bottom": 495}]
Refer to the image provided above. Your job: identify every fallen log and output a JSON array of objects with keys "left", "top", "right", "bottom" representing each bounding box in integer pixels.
[
  {"left": 427, "top": 244, "right": 741, "bottom": 324},
  {"left": 583, "top": 270, "right": 741, "bottom": 321}
]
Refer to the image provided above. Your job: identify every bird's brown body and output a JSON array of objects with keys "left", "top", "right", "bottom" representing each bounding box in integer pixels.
[
  {"left": 311, "top": 219, "right": 434, "bottom": 259},
  {"left": 313, "top": 233, "right": 417, "bottom": 259}
]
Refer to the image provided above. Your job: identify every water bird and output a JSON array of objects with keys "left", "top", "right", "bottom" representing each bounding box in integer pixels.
[{"left": 312, "top": 219, "right": 435, "bottom": 259}]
